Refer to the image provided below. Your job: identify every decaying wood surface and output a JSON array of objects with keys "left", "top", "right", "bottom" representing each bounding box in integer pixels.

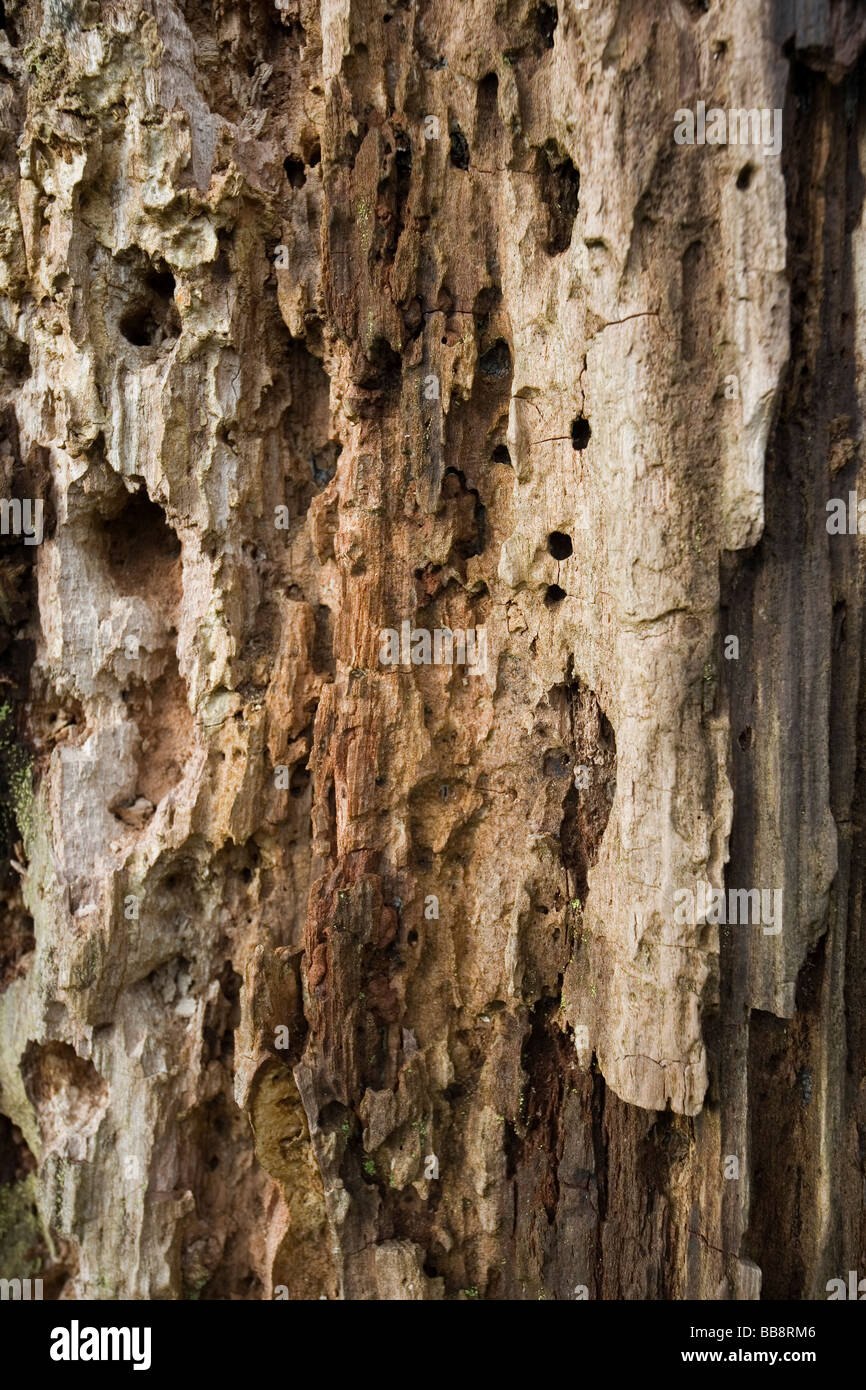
[{"left": 0, "top": 0, "right": 865, "bottom": 1300}]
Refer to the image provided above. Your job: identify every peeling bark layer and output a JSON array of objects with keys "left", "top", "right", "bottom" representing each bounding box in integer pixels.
[{"left": 0, "top": 0, "right": 865, "bottom": 1301}]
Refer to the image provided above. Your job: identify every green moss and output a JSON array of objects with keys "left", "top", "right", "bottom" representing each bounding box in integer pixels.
[
  {"left": 183, "top": 1270, "right": 210, "bottom": 1300},
  {"left": 0, "top": 1175, "right": 45, "bottom": 1278},
  {"left": 71, "top": 933, "right": 103, "bottom": 989},
  {"left": 22, "top": 37, "right": 71, "bottom": 105}
]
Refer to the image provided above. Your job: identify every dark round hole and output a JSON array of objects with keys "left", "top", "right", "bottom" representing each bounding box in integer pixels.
[
  {"left": 0, "top": 0, "right": 18, "bottom": 44},
  {"left": 571, "top": 417, "right": 591, "bottom": 450},
  {"left": 492, "top": 445, "right": 511, "bottom": 465},
  {"left": 736, "top": 164, "right": 754, "bottom": 191},
  {"left": 283, "top": 156, "right": 306, "bottom": 189},
  {"left": 290, "top": 766, "right": 310, "bottom": 797},
  {"left": 545, "top": 584, "right": 566, "bottom": 607},
  {"left": 535, "top": 1, "right": 558, "bottom": 47},
  {"left": 408, "top": 929, "right": 419, "bottom": 945},
  {"left": 547, "top": 531, "right": 572, "bottom": 560},
  {"left": 449, "top": 126, "right": 470, "bottom": 170},
  {"left": 119, "top": 308, "right": 163, "bottom": 347},
  {"left": 543, "top": 751, "right": 570, "bottom": 777},
  {"left": 738, "top": 726, "right": 754, "bottom": 751},
  {"left": 479, "top": 339, "right": 512, "bottom": 379},
  {"left": 118, "top": 265, "right": 178, "bottom": 347}
]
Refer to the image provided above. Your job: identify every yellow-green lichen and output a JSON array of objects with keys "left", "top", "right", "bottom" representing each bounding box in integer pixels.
[{"left": 0, "top": 702, "right": 34, "bottom": 850}]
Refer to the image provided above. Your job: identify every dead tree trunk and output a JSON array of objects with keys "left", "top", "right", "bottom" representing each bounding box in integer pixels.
[{"left": 0, "top": 0, "right": 865, "bottom": 1301}]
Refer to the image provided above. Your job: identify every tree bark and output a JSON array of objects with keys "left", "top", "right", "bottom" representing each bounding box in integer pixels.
[{"left": 0, "top": 0, "right": 865, "bottom": 1301}]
